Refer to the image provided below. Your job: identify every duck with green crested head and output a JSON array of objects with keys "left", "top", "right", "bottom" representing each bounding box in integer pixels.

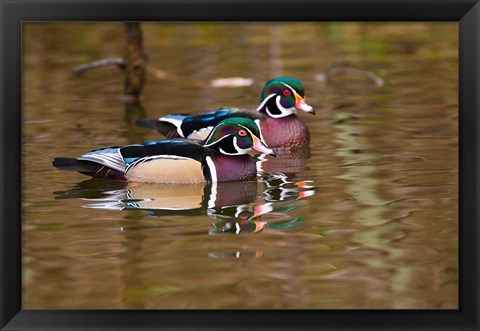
[
  {"left": 137, "top": 77, "right": 315, "bottom": 149},
  {"left": 53, "top": 118, "right": 275, "bottom": 183}
]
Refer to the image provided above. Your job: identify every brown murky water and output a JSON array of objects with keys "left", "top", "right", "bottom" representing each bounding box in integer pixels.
[{"left": 22, "top": 22, "right": 458, "bottom": 309}]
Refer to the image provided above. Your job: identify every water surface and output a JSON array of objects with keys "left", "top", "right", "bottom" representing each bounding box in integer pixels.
[{"left": 23, "top": 22, "right": 458, "bottom": 309}]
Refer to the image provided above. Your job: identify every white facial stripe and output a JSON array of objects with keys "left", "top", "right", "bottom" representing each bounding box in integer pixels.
[
  {"left": 275, "top": 95, "right": 291, "bottom": 112},
  {"left": 215, "top": 127, "right": 252, "bottom": 156},
  {"left": 256, "top": 93, "right": 277, "bottom": 112},
  {"left": 233, "top": 136, "right": 250, "bottom": 154},
  {"left": 203, "top": 133, "right": 232, "bottom": 147},
  {"left": 280, "top": 82, "right": 298, "bottom": 95},
  {"left": 219, "top": 146, "right": 247, "bottom": 156},
  {"left": 205, "top": 156, "right": 218, "bottom": 183},
  {"left": 254, "top": 119, "right": 265, "bottom": 141},
  {"left": 219, "top": 147, "right": 236, "bottom": 155},
  {"left": 233, "top": 137, "right": 241, "bottom": 153},
  {"left": 265, "top": 95, "right": 296, "bottom": 118}
]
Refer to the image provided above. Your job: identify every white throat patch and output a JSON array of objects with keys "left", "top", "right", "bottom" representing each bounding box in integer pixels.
[{"left": 268, "top": 95, "right": 295, "bottom": 118}]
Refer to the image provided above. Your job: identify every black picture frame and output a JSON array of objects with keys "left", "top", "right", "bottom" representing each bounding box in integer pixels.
[{"left": 1, "top": 0, "right": 479, "bottom": 330}]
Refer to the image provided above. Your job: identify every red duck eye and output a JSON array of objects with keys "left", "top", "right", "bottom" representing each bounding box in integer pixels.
[
  {"left": 282, "top": 89, "right": 292, "bottom": 96},
  {"left": 238, "top": 129, "right": 247, "bottom": 137}
]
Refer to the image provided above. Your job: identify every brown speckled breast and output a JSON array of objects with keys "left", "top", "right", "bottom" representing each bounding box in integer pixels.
[{"left": 260, "top": 114, "right": 310, "bottom": 148}]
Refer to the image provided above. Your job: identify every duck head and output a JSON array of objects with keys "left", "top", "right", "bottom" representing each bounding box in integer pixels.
[
  {"left": 203, "top": 117, "right": 276, "bottom": 157},
  {"left": 256, "top": 77, "right": 315, "bottom": 118}
]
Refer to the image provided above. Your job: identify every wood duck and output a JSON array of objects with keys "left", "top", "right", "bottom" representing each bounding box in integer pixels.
[
  {"left": 137, "top": 77, "right": 315, "bottom": 149},
  {"left": 53, "top": 118, "right": 275, "bottom": 183}
]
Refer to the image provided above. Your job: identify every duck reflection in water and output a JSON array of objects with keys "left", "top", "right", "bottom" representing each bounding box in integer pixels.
[
  {"left": 257, "top": 145, "right": 311, "bottom": 174},
  {"left": 54, "top": 172, "right": 316, "bottom": 236}
]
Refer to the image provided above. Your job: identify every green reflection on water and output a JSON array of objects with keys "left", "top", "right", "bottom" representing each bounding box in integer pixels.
[
  {"left": 334, "top": 111, "right": 415, "bottom": 308},
  {"left": 22, "top": 22, "right": 458, "bottom": 309}
]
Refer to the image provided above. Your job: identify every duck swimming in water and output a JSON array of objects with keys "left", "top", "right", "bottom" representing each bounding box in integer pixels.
[
  {"left": 53, "top": 118, "right": 275, "bottom": 183},
  {"left": 137, "top": 77, "right": 315, "bottom": 148}
]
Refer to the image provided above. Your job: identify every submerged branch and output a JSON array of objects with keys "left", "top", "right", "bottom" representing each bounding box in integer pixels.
[
  {"left": 317, "top": 61, "right": 385, "bottom": 94},
  {"left": 72, "top": 58, "right": 126, "bottom": 76},
  {"left": 71, "top": 22, "right": 147, "bottom": 104}
]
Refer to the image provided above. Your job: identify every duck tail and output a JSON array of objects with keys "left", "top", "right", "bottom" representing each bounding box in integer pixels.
[
  {"left": 53, "top": 157, "right": 91, "bottom": 172},
  {"left": 52, "top": 157, "right": 126, "bottom": 180}
]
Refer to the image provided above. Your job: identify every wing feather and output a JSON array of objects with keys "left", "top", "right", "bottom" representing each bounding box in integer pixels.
[{"left": 78, "top": 148, "right": 126, "bottom": 173}]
